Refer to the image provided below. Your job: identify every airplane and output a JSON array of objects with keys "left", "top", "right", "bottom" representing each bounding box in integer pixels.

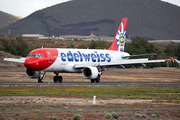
[{"left": 4, "top": 18, "right": 165, "bottom": 83}]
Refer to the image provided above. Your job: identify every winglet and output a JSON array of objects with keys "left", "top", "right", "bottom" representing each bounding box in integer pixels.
[
  {"left": 5, "top": 56, "right": 8, "bottom": 58},
  {"left": 172, "top": 57, "right": 175, "bottom": 63}
]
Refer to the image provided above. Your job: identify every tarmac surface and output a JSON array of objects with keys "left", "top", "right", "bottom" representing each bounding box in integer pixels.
[{"left": 0, "top": 81, "right": 180, "bottom": 86}]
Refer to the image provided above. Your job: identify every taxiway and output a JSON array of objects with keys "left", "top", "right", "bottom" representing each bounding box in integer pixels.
[{"left": 0, "top": 81, "right": 179, "bottom": 86}]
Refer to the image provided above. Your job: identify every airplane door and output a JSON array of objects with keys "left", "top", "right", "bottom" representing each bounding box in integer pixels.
[{"left": 46, "top": 51, "right": 52, "bottom": 63}]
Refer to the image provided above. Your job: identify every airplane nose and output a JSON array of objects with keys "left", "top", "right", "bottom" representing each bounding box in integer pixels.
[{"left": 24, "top": 58, "right": 39, "bottom": 71}]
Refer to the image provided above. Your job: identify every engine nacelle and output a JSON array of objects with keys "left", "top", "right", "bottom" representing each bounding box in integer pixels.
[
  {"left": 82, "top": 66, "right": 99, "bottom": 79},
  {"left": 26, "top": 69, "right": 40, "bottom": 79}
]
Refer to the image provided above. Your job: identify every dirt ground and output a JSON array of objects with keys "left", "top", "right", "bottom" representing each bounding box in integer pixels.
[
  {"left": 0, "top": 96, "right": 180, "bottom": 120},
  {"left": 0, "top": 96, "right": 153, "bottom": 106},
  {"left": 0, "top": 67, "right": 180, "bottom": 119}
]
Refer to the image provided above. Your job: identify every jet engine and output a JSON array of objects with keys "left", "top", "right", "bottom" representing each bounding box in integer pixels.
[
  {"left": 82, "top": 66, "right": 101, "bottom": 79},
  {"left": 26, "top": 69, "right": 40, "bottom": 79}
]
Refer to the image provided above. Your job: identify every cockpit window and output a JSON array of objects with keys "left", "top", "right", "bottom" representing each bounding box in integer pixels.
[
  {"left": 39, "top": 54, "right": 43, "bottom": 58},
  {"left": 27, "top": 54, "right": 43, "bottom": 58},
  {"left": 37, "top": 54, "right": 41, "bottom": 58},
  {"left": 31, "top": 54, "right": 36, "bottom": 57}
]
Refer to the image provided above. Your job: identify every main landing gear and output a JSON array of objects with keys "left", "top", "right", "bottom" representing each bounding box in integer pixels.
[
  {"left": 90, "top": 67, "right": 102, "bottom": 83},
  {"left": 53, "top": 72, "right": 63, "bottom": 83},
  {"left": 90, "top": 74, "right": 101, "bottom": 83}
]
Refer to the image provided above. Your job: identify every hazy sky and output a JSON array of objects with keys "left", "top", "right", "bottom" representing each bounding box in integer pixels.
[{"left": 0, "top": 0, "right": 179, "bottom": 17}]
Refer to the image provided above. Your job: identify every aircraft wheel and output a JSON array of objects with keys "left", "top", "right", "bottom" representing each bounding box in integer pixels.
[
  {"left": 53, "top": 76, "right": 58, "bottom": 83},
  {"left": 91, "top": 79, "right": 95, "bottom": 83},
  {"left": 58, "top": 76, "right": 63, "bottom": 83},
  {"left": 38, "top": 78, "right": 41, "bottom": 83},
  {"left": 38, "top": 77, "right": 43, "bottom": 83},
  {"left": 96, "top": 78, "right": 100, "bottom": 83},
  {"left": 95, "top": 74, "right": 101, "bottom": 83}
]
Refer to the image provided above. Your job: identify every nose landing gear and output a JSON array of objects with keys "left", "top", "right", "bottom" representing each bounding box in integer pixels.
[
  {"left": 37, "top": 71, "right": 63, "bottom": 83},
  {"left": 38, "top": 71, "right": 46, "bottom": 83}
]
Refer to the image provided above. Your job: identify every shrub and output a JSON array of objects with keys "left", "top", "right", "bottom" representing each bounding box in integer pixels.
[
  {"left": 34, "top": 109, "right": 40, "bottom": 113},
  {"left": 105, "top": 113, "right": 111, "bottom": 119},
  {"left": 50, "top": 116, "right": 58, "bottom": 120},
  {"left": 111, "top": 112, "right": 119, "bottom": 119},
  {"left": 151, "top": 114, "right": 157, "bottom": 118},
  {"left": 156, "top": 114, "right": 160, "bottom": 117},
  {"left": 73, "top": 114, "right": 83, "bottom": 120}
]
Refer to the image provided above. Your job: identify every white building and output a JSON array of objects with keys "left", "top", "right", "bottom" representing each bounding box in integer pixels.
[{"left": 22, "top": 34, "right": 44, "bottom": 38}]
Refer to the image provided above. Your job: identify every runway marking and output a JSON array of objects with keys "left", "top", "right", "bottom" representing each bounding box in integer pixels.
[{"left": 0, "top": 82, "right": 180, "bottom": 86}]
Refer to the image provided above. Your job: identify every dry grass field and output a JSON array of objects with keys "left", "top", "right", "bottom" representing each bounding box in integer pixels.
[{"left": 0, "top": 67, "right": 180, "bottom": 82}]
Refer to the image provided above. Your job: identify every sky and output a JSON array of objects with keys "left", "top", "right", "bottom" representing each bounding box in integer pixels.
[{"left": 0, "top": 0, "right": 180, "bottom": 18}]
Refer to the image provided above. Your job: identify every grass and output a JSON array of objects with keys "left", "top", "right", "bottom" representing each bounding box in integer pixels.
[
  {"left": 159, "top": 100, "right": 180, "bottom": 103},
  {"left": 0, "top": 86, "right": 179, "bottom": 100}
]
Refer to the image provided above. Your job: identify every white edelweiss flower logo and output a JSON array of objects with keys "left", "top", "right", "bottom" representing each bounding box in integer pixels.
[{"left": 115, "top": 22, "right": 126, "bottom": 51}]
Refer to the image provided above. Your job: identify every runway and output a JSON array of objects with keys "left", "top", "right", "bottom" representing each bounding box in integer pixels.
[{"left": 0, "top": 81, "right": 180, "bottom": 86}]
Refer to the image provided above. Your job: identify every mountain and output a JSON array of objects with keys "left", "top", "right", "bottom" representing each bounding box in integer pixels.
[
  {"left": 0, "top": 0, "right": 180, "bottom": 40},
  {"left": 0, "top": 11, "right": 20, "bottom": 28}
]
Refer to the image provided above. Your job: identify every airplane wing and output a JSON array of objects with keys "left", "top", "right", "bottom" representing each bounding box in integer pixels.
[
  {"left": 3, "top": 57, "right": 26, "bottom": 63},
  {"left": 174, "top": 59, "right": 180, "bottom": 64},
  {"left": 171, "top": 57, "right": 180, "bottom": 64},
  {"left": 122, "top": 53, "right": 157, "bottom": 58},
  {"left": 74, "top": 58, "right": 165, "bottom": 68}
]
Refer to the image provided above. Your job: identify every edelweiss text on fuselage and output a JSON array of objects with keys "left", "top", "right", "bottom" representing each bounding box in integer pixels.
[{"left": 60, "top": 51, "right": 111, "bottom": 62}]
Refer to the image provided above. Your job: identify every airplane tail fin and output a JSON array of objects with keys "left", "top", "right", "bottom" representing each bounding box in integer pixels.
[{"left": 108, "top": 18, "right": 128, "bottom": 52}]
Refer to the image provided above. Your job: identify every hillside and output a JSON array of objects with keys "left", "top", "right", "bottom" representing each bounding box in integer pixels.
[
  {"left": 0, "top": 11, "right": 20, "bottom": 28},
  {"left": 0, "top": 0, "right": 180, "bottom": 40}
]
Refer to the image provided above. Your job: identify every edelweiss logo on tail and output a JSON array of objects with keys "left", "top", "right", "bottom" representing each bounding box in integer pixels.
[
  {"left": 115, "top": 22, "right": 126, "bottom": 52},
  {"left": 108, "top": 18, "right": 128, "bottom": 52}
]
